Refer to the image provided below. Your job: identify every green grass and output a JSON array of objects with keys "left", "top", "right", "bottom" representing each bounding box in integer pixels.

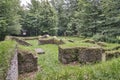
[
  {"left": 20, "top": 37, "right": 120, "bottom": 80},
  {"left": 1, "top": 37, "right": 120, "bottom": 80},
  {"left": 0, "top": 40, "right": 16, "bottom": 79},
  {"left": 59, "top": 37, "right": 99, "bottom": 48},
  {"left": 103, "top": 43, "right": 120, "bottom": 50}
]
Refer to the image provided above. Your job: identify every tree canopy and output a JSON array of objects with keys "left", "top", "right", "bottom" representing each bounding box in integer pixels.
[{"left": 0, "top": 0, "right": 120, "bottom": 43}]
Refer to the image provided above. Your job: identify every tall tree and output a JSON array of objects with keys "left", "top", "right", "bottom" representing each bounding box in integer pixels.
[
  {"left": 101, "top": 0, "right": 120, "bottom": 38},
  {"left": 0, "top": 0, "right": 21, "bottom": 40},
  {"left": 21, "top": 0, "right": 58, "bottom": 36},
  {"left": 77, "top": 0, "right": 102, "bottom": 37}
]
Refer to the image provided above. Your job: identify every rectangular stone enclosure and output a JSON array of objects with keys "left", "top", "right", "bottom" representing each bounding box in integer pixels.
[{"left": 58, "top": 46, "right": 104, "bottom": 64}]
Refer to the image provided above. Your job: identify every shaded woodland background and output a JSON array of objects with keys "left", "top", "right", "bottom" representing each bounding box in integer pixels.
[{"left": 0, "top": 0, "right": 120, "bottom": 43}]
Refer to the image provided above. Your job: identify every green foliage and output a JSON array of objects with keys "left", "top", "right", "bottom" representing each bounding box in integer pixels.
[
  {"left": 93, "top": 34, "right": 120, "bottom": 43},
  {"left": 1, "top": 0, "right": 120, "bottom": 42},
  {"left": 20, "top": 0, "right": 58, "bottom": 36},
  {"left": 0, "top": 0, "right": 21, "bottom": 40},
  {"left": 19, "top": 0, "right": 120, "bottom": 43}
]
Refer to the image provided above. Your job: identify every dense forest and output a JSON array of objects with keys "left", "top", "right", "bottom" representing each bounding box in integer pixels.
[{"left": 0, "top": 0, "right": 120, "bottom": 43}]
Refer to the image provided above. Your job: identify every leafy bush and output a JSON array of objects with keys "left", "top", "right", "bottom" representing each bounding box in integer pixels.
[{"left": 93, "top": 34, "right": 120, "bottom": 43}]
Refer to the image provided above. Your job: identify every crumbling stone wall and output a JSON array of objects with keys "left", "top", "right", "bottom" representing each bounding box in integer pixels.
[
  {"left": 23, "top": 37, "right": 38, "bottom": 40},
  {"left": 12, "top": 37, "right": 32, "bottom": 46},
  {"left": 5, "top": 49, "right": 38, "bottom": 80},
  {"left": 18, "top": 51, "right": 38, "bottom": 74},
  {"left": 106, "top": 51, "right": 120, "bottom": 60},
  {"left": 78, "top": 47, "right": 104, "bottom": 64},
  {"left": 6, "top": 50, "right": 18, "bottom": 80},
  {"left": 58, "top": 46, "right": 104, "bottom": 64},
  {"left": 39, "top": 38, "right": 64, "bottom": 45},
  {"left": 59, "top": 47, "right": 79, "bottom": 64}
]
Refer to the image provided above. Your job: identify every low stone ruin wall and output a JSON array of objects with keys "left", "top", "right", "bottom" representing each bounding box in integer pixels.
[
  {"left": 6, "top": 49, "right": 18, "bottom": 80},
  {"left": 18, "top": 51, "right": 38, "bottom": 74},
  {"left": 5, "top": 50, "right": 38, "bottom": 80},
  {"left": 78, "top": 47, "right": 103, "bottom": 64},
  {"left": 23, "top": 37, "right": 38, "bottom": 40},
  {"left": 106, "top": 51, "right": 120, "bottom": 60},
  {"left": 39, "top": 38, "right": 64, "bottom": 45},
  {"left": 59, "top": 46, "right": 104, "bottom": 64},
  {"left": 59, "top": 47, "right": 79, "bottom": 64},
  {"left": 5, "top": 36, "right": 32, "bottom": 46},
  {"left": 12, "top": 37, "right": 32, "bottom": 46},
  {"left": 4, "top": 47, "right": 38, "bottom": 80}
]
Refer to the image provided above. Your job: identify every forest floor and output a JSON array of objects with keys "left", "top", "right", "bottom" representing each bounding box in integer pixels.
[{"left": 18, "top": 36, "right": 120, "bottom": 80}]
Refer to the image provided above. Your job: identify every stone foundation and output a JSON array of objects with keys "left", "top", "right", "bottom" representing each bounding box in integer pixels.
[
  {"left": 58, "top": 47, "right": 79, "bottom": 64},
  {"left": 12, "top": 37, "right": 32, "bottom": 46},
  {"left": 78, "top": 47, "right": 104, "bottom": 64},
  {"left": 39, "top": 38, "right": 64, "bottom": 45},
  {"left": 18, "top": 51, "right": 38, "bottom": 74},
  {"left": 106, "top": 51, "right": 120, "bottom": 60},
  {"left": 58, "top": 46, "right": 104, "bottom": 64}
]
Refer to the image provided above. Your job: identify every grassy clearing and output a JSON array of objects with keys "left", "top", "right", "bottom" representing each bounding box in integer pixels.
[
  {"left": 103, "top": 43, "right": 120, "bottom": 50},
  {"left": 0, "top": 40, "right": 16, "bottom": 79},
  {"left": 59, "top": 37, "right": 99, "bottom": 48},
  {"left": 19, "top": 37, "right": 120, "bottom": 80}
]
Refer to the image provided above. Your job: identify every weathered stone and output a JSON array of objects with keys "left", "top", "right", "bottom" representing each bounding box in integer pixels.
[
  {"left": 23, "top": 37, "right": 38, "bottom": 40},
  {"left": 12, "top": 37, "right": 32, "bottom": 46},
  {"left": 35, "top": 48, "right": 45, "bottom": 54},
  {"left": 39, "top": 38, "right": 54, "bottom": 45},
  {"left": 58, "top": 46, "right": 105, "bottom": 64},
  {"left": 78, "top": 47, "right": 104, "bottom": 64},
  {"left": 106, "top": 51, "right": 120, "bottom": 60},
  {"left": 53, "top": 36, "right": 57, "bottom": 39},
  {"left": 68, "top": 40, "right": 74, "bottom": 43},
  {"left": 41, "top": 34, "right": 50, "bottom": 38},
  {"left": 97, "top": 42, "right": 107, "bottom": 47},
  {"left": 38, "top": 38, "right": 65, "bottom": 45},
  {"left": 58, "top": 47, "right": 78, "bottom": 64},
  {"left": 83, "top": 39, "right": 96, "bottom": 44},
  {"left": 18, "top": 51, "right": 38, "bottom": 74}
]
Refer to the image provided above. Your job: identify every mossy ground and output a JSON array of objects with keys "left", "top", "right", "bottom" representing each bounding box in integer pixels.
[{"left": 18, "top": 36, "right": 120, "bottom": 80}]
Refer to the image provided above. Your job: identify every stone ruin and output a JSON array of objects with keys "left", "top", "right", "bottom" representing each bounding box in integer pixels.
[
  {"left": 105, "top": 51, "right": 120, "bottom": 60},
  {"left": 78, "top": 47, "right": 104, "bottom": 64},
  {"left": 5, "top": 47, "right": 38, "bottom": 80},
  {"left": 59, "top": 44, "right": 120, "bottom": 64},
  {"left": 38, "top": 37, "right": 65, "bottom": 45},
  {"left": 11, "top": 37, "right": 32, "bottom": 46},
  {"left": 5, "top": 36, "right": 32, "bottom": 46},
  {"left": 59, "top": 47, "right": 79, "bottom": 64},
  {"left": 22, "top": 37, "right": 38, "bottom": 40},
  {"left": 58, "top": 46, "right": 105, "bottom": 64},
  {"left": 18, "top": 50, "right": 38, "bottom": 74},
  {"left": 35, "top": 48, "right": 45, "bottom": 54}
]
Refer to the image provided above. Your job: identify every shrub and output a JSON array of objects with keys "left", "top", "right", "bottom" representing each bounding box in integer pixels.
[{"left": 93, "top": 34, "right": 120, "bottom": 43}]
